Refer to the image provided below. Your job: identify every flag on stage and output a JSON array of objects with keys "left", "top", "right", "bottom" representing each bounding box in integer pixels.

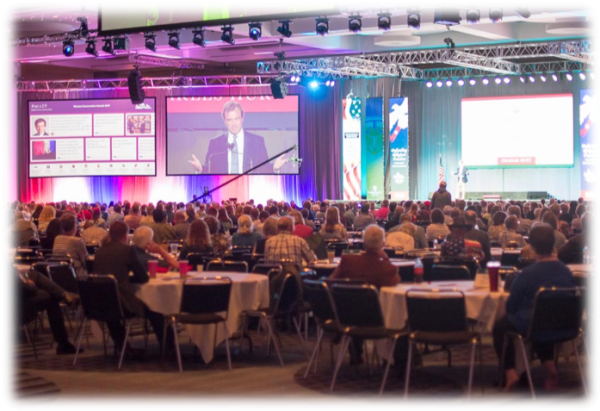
[{"left": 438, "top": 154, "right": 445, "bottom": 184}]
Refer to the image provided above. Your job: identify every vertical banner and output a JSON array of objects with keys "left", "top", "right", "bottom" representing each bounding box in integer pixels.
[
  {"left": 342, "top": 94, "right": 362, "bottom": 200},
  {"left": 580, "top": 89, "right": 595, "bottom": 199},
  {"left": 389, "top": 97, "right": 410, "bottom": 200},
  {"left": 365, "top": 98, "right": 384, "bottom": 200}
]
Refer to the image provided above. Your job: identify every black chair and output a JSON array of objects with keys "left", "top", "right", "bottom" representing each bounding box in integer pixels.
[
  {"left": 499, "top": 287, "right": 586, "bottom": 398},
  {"left": 326, "top": 241, "right": 349, "bottom": 257},
  {"left": 30, "top": 261, "right": 61, "bottom": 278},
  {"left": 252, "top": 263, "right": 283, "bottom": 276},
  {"left": 85, "top": 257, "right": 95, "bottom": 274},
  {"left": 500, "top": 250, "right": 521, "bottom": 267},
  {"left": 28, "top": 238, "right": 41, "bottom": 248},
  {"left": 74, "top": 275, "right": 144, "bottom": 369},
  {"left": 206, "top": 260, "right": 248, "bottom": 273},
  {"left": 164, "top": 277, "right": 233, "bottom": 372},
  {"left": 48, "top": 262, "right": 79, "bottom": 295},
  {"left": 436, "top": 256, "right": 479, "bottom": 279},
  {"left": 14, "top": 254, "right": 44, "bottom": 265},
  {"left": 85, "top": 245, "right": 99, "bottom": 255},
  {"left": 429, "top": 264, "right": 471, "bottom": 281},
  {"left": 329, "top": 283, "right": 406, "bottom": 394},
  {"left": 186, "top": 253, "right": 218, "bottom": 270},
  {"left": 404, "top": 289, "right": 481, "bottom": 398}
]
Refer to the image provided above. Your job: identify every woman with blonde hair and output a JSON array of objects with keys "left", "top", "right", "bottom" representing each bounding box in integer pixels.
[
  {"left": 180, "top": 219, "right": 214, "bottom": 259},
  {"left": 204, "top": 215, "right": 231, "bottom": 257},
  {"left": 232, "top": 215, "right": 263, "bottom": 247},
  {"left": 38, "top": 205, "right": 56, "bottom": 232},
  {"left": 320, "top": 206, "right": 348, "bottom": 241}
]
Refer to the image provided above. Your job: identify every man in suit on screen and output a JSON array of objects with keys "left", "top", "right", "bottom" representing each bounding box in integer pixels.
[{"left": 189, "top": 100, "right": 287, "bottom": 174}]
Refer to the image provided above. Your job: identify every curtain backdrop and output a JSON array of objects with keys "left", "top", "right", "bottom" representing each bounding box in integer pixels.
[{"left": 16, "top": 85, "right": 342, "bottom": 204}]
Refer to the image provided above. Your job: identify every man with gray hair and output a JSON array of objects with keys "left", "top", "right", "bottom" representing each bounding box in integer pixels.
[
  {"left": 132, "top": 226, "right": 178, "bottom": 269},
  {"left": 12, "top": 211, "right": 39, "bottom": 247},
  {"left": 264, "top": 216, "right": 315, "bottom": 266}
]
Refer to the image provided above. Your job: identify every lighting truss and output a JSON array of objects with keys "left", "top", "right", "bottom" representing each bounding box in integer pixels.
[{"left": 129, "top": 53, "right": 207, "bottom": 69}]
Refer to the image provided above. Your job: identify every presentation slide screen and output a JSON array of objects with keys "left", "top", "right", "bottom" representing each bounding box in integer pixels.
[
  {"left": 28, "top": 98, "right": 156, "bottom": 178},
  {"left": 461, "top": 94, "right": 574, "bottom": 168},
  {"left": 100, "top": 1, "right": 339, "bottom": 34},
  {"left": 166, "top": 96, "right": 299, "bottom": 176}
]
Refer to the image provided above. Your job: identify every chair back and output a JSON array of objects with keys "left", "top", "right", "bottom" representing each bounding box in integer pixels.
[
  {"left": 180, "top": 277, "right": 232, "bottom": 317},
  {"left": 186, "top": 253, "right": 218, "bottom": 268},
  {"left": 37, "top": 248, "right": 54, "bottom": 259},
  {"left": 252, "top": 263, "right": 283, "bottom": 276},
  {"left": 86, "top": 245, "right": 99, "bottom": 255},
  {"left": 302, "top": 279, "right": 336, "bottom": 327},
  {"left": 527, "top": 287, "right": 584, "bottom": 343},
  {"left": 326, "top": 241, "right": 349, "bottom": 257},
  {"left": 48, "top": 262, "right": 79, "bottom": 294},
  {"left": 270, "top": 272, "right": 302, "bottom": 315},
  {"left": 429, "top": 264, "right": 471, "bottom": 281},
  {"left": 437, "top": 256, "right": 478, "bottom": 279},
  {"left": 77, "top": 275, "right": 124, "bottom": 323},
  {"left": 31, "top": 261, "right": 61, "bottom": 278},
  {"left": 330, "top": 283, "right": 384, "bottom": 328},
  {"left": 15, "top": 248, "right": 41, "bottom": 259},
  {"left": 28, "top": 238, "right": 41, "bottom": 248},
  {"left": 500, "top": 250, "right": 521, "bottom": 266},
  {"left": 206, "top": 260, "right": 248, "bottom": 273},
  {"left": 300, "top": 268, "right": 319, "bottom": 281},
  {"left": 405, "top": 289, "right": 468, "bottom": 333},
  {"left": 232, "top": 245, "right": 253, "bottom": 254}
]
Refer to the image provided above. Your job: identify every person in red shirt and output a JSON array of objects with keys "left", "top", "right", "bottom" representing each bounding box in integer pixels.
[
  {"left": 375, "top": 199, "right": 391, "bottom": 220},
  {"left": 290, "top": 210, "right": 314, "bottom": 239}
]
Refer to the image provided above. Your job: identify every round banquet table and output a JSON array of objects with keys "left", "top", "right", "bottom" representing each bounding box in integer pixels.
[
  {"left": 310, "top": 257, "right": 417, "bottom": 281},
  {"left": 133, "top": 271, "right": 269, "bottom": 363}
]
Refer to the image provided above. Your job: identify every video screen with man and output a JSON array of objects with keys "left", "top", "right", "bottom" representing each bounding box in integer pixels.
[{"left": 166, "top": 96, "right": 299, "bottom": 175}]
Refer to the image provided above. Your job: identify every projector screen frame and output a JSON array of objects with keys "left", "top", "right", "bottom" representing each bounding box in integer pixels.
[
  {"left": 164, "top": 94, "right": 301, "bottom": 176},
  {"left": 98, "top": 8, "right": 340, "bottom": 36},
  {"left": 27, "top": 97, "right": 157, "bottom": 179}
]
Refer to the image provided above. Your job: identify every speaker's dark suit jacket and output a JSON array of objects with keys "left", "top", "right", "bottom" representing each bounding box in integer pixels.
[{"left": 203, "top": 131, "right": 270, "bottom": 174}]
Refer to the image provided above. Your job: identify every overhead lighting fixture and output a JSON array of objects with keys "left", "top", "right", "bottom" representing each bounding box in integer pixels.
[
  {"left": 407, "top": 9, "right": 421, "bottom": 29},
  {"left": 62, "top": 39, "right": 75, "bottom": 57},
  {"left": 84, "top": 38, "right": 98, "bottom": 57},
  {"left": 277, "top": 20, "right": 292, "bottom": 37},
  {"left": 270, "top": 77, "right": 288, "bottom": 99},
  {"left": 434, "top": 9, "right": 461, "bottom": 26},
  {"left": 348, "top": 15, "right": 362, "bottom": 33},
  {"left": 377, "top": 12, "right": 392, "bottom": 31},
  {"left": 503, "top": 76, "right": 511, "bottom": 84},
  {"left": 192, "top": 29, "right": 206, "bottom": 47},
  {"left": 144, "top": 32, "right": 157, "bottom": 52},
  {"left": 457, "top": 78, "right": 465, "bottom": 87},
  {"left": 290, "top": 75, "right": 300, "bottom": 83},
  {"left": 316, "top": 17, "right": 329, "bottom": 36},
  {"left": 469, "top": 78, "right": 477, "bottom": 86},
  {"left": 494, "top": 77, "right": 502, "bottom": 85},
  {"left": 446, "top": 79, "right": 453, "bottom": 87},
  {"left": 482, "top": 77, "right": 490, "bottom": 85},
  {"left": 426, "top": 80, "right": 433, "bottom": 88},
  {"left": 127, "top": 67, "right": 145, "bottom": 105},
  {"left": 565, "top": 72, "right": 573, "bottom": 81},
  {"left": 436, "top": 79, "right": 443, "bottom": 88},
  {"left": 249, "top": 22, "right": 262, "bottom": 41},
  {"left": 168, "top": 31, "right": 180, "bottom": 49},
  {"left": 552, "top": 73, "right": 558, "bottom": 82},
  {"left": 113, "top": 36, "right": 130, "bottom": 51},
  {"left": 519, "top": 76, "right": 526, "bottom": 83},
  {"left": 102, "top": 38, "right": 114, "bottom": 55},
  {"left": 579, "top": 72, "right": 586, "bottom": 80},
  {"left": 515, "top": 8, "right": 531, "bottom": 19},
  {"left": 221, "top": 25, "right": 235, "bottom": 45},
  {"left": 528, "top": 75, "right": 536, "bottom": 83},
  {"left": 309, "top": 80, "right": 319, "bottom": 89},
  {"left": 540, "top": 74, "right": 547, "bottom": 82},
  {"left": 466, "top": 9, "right": 480, "bottom": 24},
  {"left": 489, "top": 8, "right": 503, "bottom": 23}
]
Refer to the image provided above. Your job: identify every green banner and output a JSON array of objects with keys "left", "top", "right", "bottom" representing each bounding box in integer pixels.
[{"left": 364, "top": 98, "right": 384, "bottom": 200}]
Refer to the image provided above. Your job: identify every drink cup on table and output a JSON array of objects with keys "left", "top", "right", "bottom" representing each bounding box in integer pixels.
[
  {"left": 327, "top": 250, "right": 335, "bottom": 263},
  {"left": 169, "top": 243, "right": 178, "bottom": 255},
  {"left": 196, "top": 264, "right": 204, "bottom": 274},
  {"left": 179, "top": 260, "right": 189, "bottom": 279},
  {"left": 147, "top": 260, "right": 158, "bottom": 279},
  {"left": 487, "top": 261, "right": 501, "bottom": 292}
]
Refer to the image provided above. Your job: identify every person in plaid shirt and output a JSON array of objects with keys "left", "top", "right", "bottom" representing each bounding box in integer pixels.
[{"left": 265, "top": 217, "right": 316, "bottom": 267}]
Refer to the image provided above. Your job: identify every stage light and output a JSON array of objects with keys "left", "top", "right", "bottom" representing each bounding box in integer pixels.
[
  {"left": 407, "top": 9, "right": 421, "bottom": 29},
  {"left": 540, "top": 74, "right": 547, "bottom": 82},
  {"left": 436, "top": 80, "right": 443, "bottom": 87},
  {"left": 446, "top": 79, "right": 453, "bottom": 87},
  {"left": 579, "top": 72, "right": 586, "bottom": 80},
  {"left": 457, "top": 78, "right": 465, "bottom": 86},
  {"left": 426, "top": 80, "right": 433, "bottom": 88},
  {"left": 325, "top": 80, "right": 331, "bottom": 86},
  {"left": 102, "top": 38, "right": 115, "bottom": 55},
  {"left": 489, "top": 8, "right": 503, "bottom": 23},
  {"left": 469, "top": 78, "right": 476, "bottom": 86},
  {"left": 127, "top": 67, "right": 145, "bottom": 104},
  {"left": 221, "top": 25, "right": 235, "bottom": 45},
  {"left": 316, "top": 17, "right": 329, "bottom": 36},
  {"left": 168, "top": 31, "right": 180, "bottom": 49},
  {"left": 494, "top": 77, "right": 502, "bottom": 85},
  {"left": 277, "top": 20, "right": 292, "bottom": 37},
  {"left": 434, "top": 9, "right": 461, "bottom": 26},
  {"left": 309, "top": 80, "right": 319, "bottom": 89},
  {"left": 552, "top": 73, "right": 558, "bottom": 82},
  {"left": 466, "top": 9, "right": 480, "bottom": 24},
  {"left": 330, "top": 80, "right": 335, "bottom": 87},
  {"left": 519, "top": 76, "right": 526, "bottom": 83},
  {"left": 377, "top": 13, "right": 392, "bottom": 31},
  {"left": 113, "top": 36, "right": 130, "bottom": 51},
  {"left": 249, "top": 22, "right": 262, "bottom": 40},
  {"left": 515, "top": 8, "right": 531, "bottom": 19},
  {"left": 503, "top": 76, "right": 511, "bottom": 84},
  {"left": 528, "top": 75, "right": 535, "bottom": 83},
  {"left": 192, "top": 29, "right": 206, "bottom": 47},
  {"left": 348, "top": 15, "right": 362, "bottom": 33},
  {"left": 84, "top": 38, "right": 98, "bottom": 57},
  {"left": 270, "top": 77, "right": 288, "bottom": 99},
  {"left": 144, "top": 32, "right": 157, "bottom": 52},
  {"left": 62, "top": 39, "right": 75, "bottom": 57},
  {"left": 482, "top": 77, "right": 489, "bottom": 85},
  {"left": 290, "top": 75, "right": 300, "bottom": 82},
  {"left": 565, "top": 72, "right": 573, "bottom": 81}
]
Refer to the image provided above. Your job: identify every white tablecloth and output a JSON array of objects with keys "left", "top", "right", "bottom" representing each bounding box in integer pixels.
[
  {"left": 567, "top": 264, "right": 592, "bottom": 276},
  {"left": 134, "top": 271, "right": 269, "bottom": 363}
]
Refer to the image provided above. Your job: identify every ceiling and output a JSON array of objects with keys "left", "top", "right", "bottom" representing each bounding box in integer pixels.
[{"left": 11, "top": 3, "right": 594, "bottom": 82}]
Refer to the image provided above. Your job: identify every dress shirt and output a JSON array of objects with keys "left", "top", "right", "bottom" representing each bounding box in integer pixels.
[
  {"left": 265, "top": 233, "right": 315, "bottom": 267},
  {"left": 228, "top": 130, "right": 244, "bottom": 174}
]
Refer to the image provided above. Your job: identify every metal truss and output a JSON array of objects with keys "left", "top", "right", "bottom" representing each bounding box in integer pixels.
[
  {"left": 129, "top": 53, "right": 207, "bottom": 70},
  {"left": 16, "top": 75, "right": 277, "bottom": 92}
]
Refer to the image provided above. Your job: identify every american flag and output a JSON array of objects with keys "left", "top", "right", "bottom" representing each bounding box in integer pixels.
[
  {"left": 438, "top": 154, "right": 445, "bottom": 184},
  {"left": 343, "top": 162, "right": 361, "bottom": 200}
]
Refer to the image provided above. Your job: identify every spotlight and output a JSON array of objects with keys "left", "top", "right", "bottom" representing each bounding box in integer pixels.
[
  {"left": 515, "top": 8, "right": 531, "bottom": 19},
  {"left": 579, "top": 72, "right": 586, "bottom": 80},
  {"left": 221, "top": 25, "right": 235, "bottom": 45},
  {"left": 168, "top": 31, "right": 180, "bottom": 49},
  {"left": 62, "top": 39, "right": 75, "bottom": 57},
  {"left": 309, "top": 80, "right": 319, "bottom": 89},
  {"left": 102, "top": 38, "right": 114, "bottom": 55},
  {"left": 446, "top": 79, "right": 453, "bottom": 87},
  {"left": 434, "top": 9, "right": 461, "bottom": 26},
  {"left": 552, "top": 73, "right": 558, "bottom": 82},
  {"left": 494, "top": 77, "right": 502, "bottom": 85},
  {"left": 316, "top": 17, "right": 329, "bottom": 36},
  {"left": 325, "top": 80, "right": 331, "bottom": 86},
  {"left": 528, "top": 75, "right": 536, "bottom": 83},
  {"left": 113, "top": 36, "right": 130, "bottom": 51},
  {"left": 519, "top": 76, "right": 526, "bottom": 83},
  {"left": 466, "top": 9, "right": 480, "bottom": 24},
  {"left": 426, "top": 80, "right": 433, "bottom": 88},
  {"left": 144, "top": 32, "right": 157, "bottom": 52},
  {"left": 489, "top": 8, "right": 503, "bottom": 23},
  {"left": 407, "top": 9, "right": 421, "bottom": 29},
  {"left": 457, "top": 78, "right": 465, "bottom": 86},
  {"left": 329, "top": 80, "right": 335, "bottom": 87},
  {"left": 192, "top": 29, "right": 206, "bottom": 47},
  {"left": 540, "top": 74, "right": 547, "bottom": 82},
  {"left": 277, "top": 20, "right": 292, "bottom": 37},
  {"left": 249, "top": 22, "right": 262, "bottom": 40},
  {"left": 377, "top": 13, "right": 392, "bottom": 31},
  {"left": 503, "top": 76, "right": 511, "bottom": 84},
  {"left": 482, "top": 77, "right": 489, "bottom": 85},
  {"left": 84, "top": 38, "right": 98, "bottom": 57},
  {"left": 566, "top": 72, "right": 573, "bottom": 81},
  {"left": 270, "top": 77, "right": 288, "bottom": 99},
  {"left": 348, "top": 15, "right": 362, "bottom": 33},
  {"left": 469, "top": 78, "right": 477, "bottom": 86},
  {"left": 436, "top": 80, "right": 443, "bottom": 87}
]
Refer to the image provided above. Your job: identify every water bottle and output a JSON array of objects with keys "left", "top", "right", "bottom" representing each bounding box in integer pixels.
[
  {"left": 414, "top": 258, "right": 424, "bottom": 284},
  {"left": 583, "top": 246, "right": 590, "bottom": 264}
]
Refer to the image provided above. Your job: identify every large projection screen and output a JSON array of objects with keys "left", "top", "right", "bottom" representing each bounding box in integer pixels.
[
  {"left": 99, "top": 1, "right": 340, "bottom": 35},
  {"left": 461, "top": 94, "right": 574, "bottom": 168},
  {"left": 28, "top": 98, "right": 156, "bottom": 178},
  {"left": 166, "top": 96, "right": 299, "bottom": 176}
]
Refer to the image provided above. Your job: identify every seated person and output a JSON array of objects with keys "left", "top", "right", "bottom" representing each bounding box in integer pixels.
[
  {"left": 498, "top": 216, "right": 527, "bottom": 249},
  {"left": 441, "top": 217, "right": 485, "bottom": 262},
  {"left": 558, "top": 212, "right": 591, "bottom": 264},
  {"left": 232, "top": 215, "right": 263, "bottom": 247},
  {"left": 18, "top": 268, "right": 79, "bottom": 354},
  {"left": 52, "top": 213, "right": 89, "bottom": 280},
  {"left": 290, "top": 210, "right": 313, "bottom": 239},
  {"left": 492, "top": 224, "right": 577, "bottom": 392},
  {"left": 264, "top": 217, "right": 316, "bottom": 267},
  {"left": 319, "top": 207, "right": 348, "bottom": 241},
  {"left": 179, "top": 219, "right": 215, "bottom": 259},
  {"left": 132, "top": 226, "right": 178, "bottom": 269},
  {"left": 425, "top": 209, "right": 450, "bottom": 241},
  {"left": 385, "top": 223, "right": 415, "bottom": 251},
  {"left": 204, "top": 216, "right": 231, "bottom": 257},
  {"left": 80, "top": 220, "right": 108, "bottom": 245}
]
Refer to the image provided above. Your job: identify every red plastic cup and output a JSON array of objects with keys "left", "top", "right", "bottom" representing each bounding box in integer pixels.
[
  {"left": 487, "top": 261, "right": 501, "bottom": 292},
  {"left": 148, "top": 260, "right": 158, "bottom": 279},
  {"left": 179, "top": 260, "right": 189, "bottom": 279}
]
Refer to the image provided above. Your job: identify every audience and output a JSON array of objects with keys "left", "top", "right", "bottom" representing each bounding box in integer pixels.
[
  {"left": 232, "top": 215, "right": 263, "bottom": 247},
  {"left": 264, "top": 217, "right": 315, "bottom": 267},
  {"left": 132, "top": 226, "right": 178, "bottom": 269},
  {"left": 52, "top": 213, "right": 88, "bottom": 279},
  {"left": 80, "top": 220, "right": 108, "bottom": 245},
  {"left": 124, "top": 203, "right": 142, "bottom": 230},
  {"left": 319, "top": 207, "right": 348, "bottom": 241},
  {"left": 12, "top": 211, "right": 39, "bottom": 248},
  {"left": 148, "top": 208, "right": 176, "bottom": 244}
]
